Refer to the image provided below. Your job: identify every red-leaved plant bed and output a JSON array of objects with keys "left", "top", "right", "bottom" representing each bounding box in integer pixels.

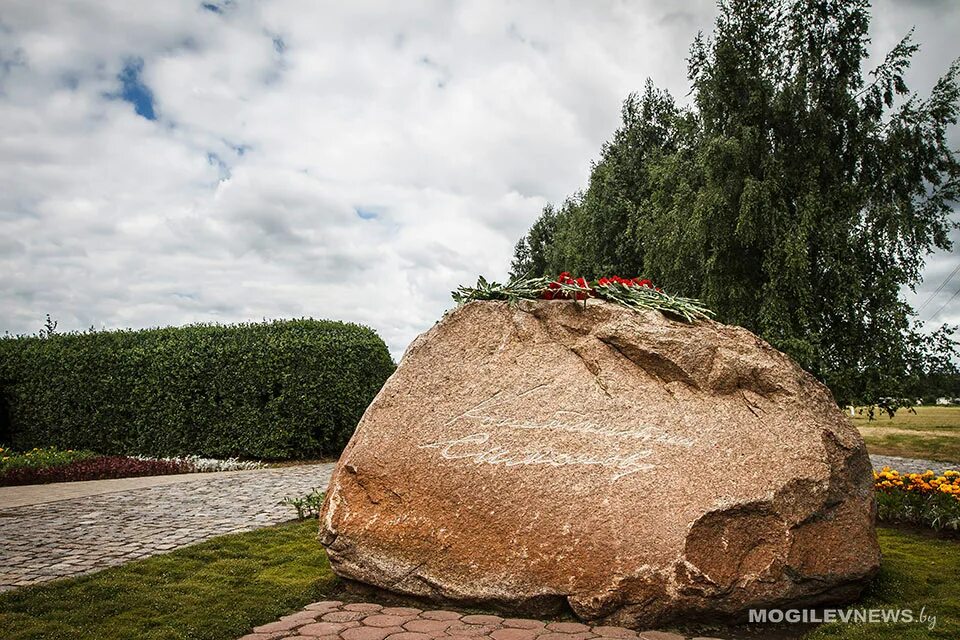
[{"left": 0, "top": 456, "right": 194, "bottom": 486}]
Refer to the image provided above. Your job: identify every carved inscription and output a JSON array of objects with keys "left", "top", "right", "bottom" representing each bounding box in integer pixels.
[{"left": 419, "top": 389, "right": 695, "bottom": 480}]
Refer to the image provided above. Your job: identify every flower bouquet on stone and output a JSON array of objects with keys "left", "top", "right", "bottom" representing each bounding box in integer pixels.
[{"left": 452, "top": 272, "right": 713, "bottom": 322}]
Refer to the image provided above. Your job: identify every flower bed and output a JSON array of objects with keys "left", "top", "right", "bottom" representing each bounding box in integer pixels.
[
  {"left": 0, "top": 446, "right": 265, "bottom": 486},
  {"left": 874, "top": 467, "right": 960, "bottom": 531},
  {"left": 0, "top": 446, "right": 97, "bottom": 474},
  {"left": 452, "top": 272, "right": 713, "bottom": 321},
  {"left": 1, "top": 455, "right": 193, "bottom": 486},
  {"left": 131, "top": 455, "right": 264, "bottom": 473}
]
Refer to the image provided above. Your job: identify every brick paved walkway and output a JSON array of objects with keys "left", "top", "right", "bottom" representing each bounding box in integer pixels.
[
  {"left": 0, "top": 464, "right": 333, "bottom": 592},
  {"left": 238, "top": 601, "right": 719, "bottom": 640}
]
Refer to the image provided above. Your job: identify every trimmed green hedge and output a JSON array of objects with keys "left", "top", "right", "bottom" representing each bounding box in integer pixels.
[{"left": 0, "top": 320, "right": 395, "bottom": 460}]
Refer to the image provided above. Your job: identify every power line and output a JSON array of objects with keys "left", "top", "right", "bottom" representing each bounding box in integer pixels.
[
  {"left": 928, "top": 285, "right": 960, "bottom": 321},
  {"left": 916, "top": 262, "right": 960, "bottom": 314}
]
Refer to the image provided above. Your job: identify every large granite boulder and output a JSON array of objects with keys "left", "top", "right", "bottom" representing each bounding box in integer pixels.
[{"left": 319, "top": 300, "right": 879, "bottom": 627}]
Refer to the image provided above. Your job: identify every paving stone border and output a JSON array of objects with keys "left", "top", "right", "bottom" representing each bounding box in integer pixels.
[{"left": 237, "top": 601, "right": 721, "bottom": 640}]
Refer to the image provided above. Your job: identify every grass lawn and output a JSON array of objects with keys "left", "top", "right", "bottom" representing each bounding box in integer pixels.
[
  {"left": 1, "top": 520, "right": 957, "bottom": 639},
  {"left": 852, "top": 405, "right": 960, "bottom": 462},
  {"left": 806, "top": 526, "right": 960, "bottom": 639},
  {"left": 0, "top": 520, "right": 338, "bottom": 640}
]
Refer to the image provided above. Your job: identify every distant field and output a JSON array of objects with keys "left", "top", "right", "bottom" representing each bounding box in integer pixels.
[{"left": 852, "top": 405, "right": 960, "bottom": 463}]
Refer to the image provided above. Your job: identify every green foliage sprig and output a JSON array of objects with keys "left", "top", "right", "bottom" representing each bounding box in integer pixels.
[
  {"left": 283, "top": 488, "right": 326, "bottom": 520},
  {"left": 591, "top": 280, "right": 714, "bottom": 322},
  {"left": 877, "top": 489, "right": 960, "bottom": 532},
  {"left": 453, "top": 273, "right": 714, "bottom": 322},
  {"left": 452, "top": 275, "right": 553, "bottom": 304}
]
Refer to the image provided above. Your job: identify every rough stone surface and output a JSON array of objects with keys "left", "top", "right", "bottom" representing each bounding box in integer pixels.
[{"left": 319, "top": 300, "right": 880, "bottom": 627}]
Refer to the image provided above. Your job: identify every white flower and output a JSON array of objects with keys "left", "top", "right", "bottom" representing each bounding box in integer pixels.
[{"left": 132, "top": 454, "right": 264, "bottom": 472}]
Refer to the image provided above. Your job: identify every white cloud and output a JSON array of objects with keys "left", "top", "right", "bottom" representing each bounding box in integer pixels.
[{"left": 0, "top": 0, "right": 958, "bottom": 358}]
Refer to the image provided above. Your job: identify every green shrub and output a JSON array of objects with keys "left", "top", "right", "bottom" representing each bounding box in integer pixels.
[{"left": 0, "top": 319, "right": 395, "bottom": 459}]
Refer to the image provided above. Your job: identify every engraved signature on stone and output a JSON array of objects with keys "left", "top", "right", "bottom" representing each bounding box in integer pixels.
[
  {"left": 419, "top": 432, "right": 656, "bottom": 480},
  {"left": 443, "top": 391, "right": 696, "bottom": 447},
  {"left": 418, "top": 388, "right": 696, "bottom": 480}
]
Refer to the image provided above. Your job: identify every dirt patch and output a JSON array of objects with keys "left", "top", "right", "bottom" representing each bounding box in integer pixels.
[{"left": 856, "top": 426, "right": 959, "bottom": 439}]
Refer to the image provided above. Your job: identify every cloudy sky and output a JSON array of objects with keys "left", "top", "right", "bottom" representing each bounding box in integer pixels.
[{"left": 1, "top": 0, "right": 958, "bottom": 359}]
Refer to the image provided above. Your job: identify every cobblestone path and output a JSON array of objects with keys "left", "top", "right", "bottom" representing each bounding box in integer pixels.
[
  {"left": 0, "top": 464, "right": 333, "bottom": 592},
  {"left": 869, "top": 453, "right": 959, "bottom": 474},
  {"left": 237, "top": 601, "right": 719, "bottom": 640}
]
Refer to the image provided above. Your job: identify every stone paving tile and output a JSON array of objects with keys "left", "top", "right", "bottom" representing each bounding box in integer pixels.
[
  {"left": 0, "top": 464, "right": 333, "bottom": 592},
  {"left": 869, "top": 453, "right": 959, "bottom": 474},
  {"left": 0, "top": 470, "right": 282, "bottom": 509},
  {"left": 235, "top": 602, "right": 720, "bottom": 640}
]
